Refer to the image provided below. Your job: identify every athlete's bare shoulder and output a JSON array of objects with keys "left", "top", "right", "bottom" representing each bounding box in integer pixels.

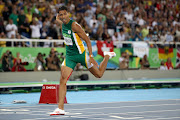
[{"left": 72, "top": 22, "right": 84, "bottom": 33}]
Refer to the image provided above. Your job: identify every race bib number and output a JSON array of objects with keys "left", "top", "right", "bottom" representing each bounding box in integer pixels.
[{"left": 64, "top": 37, "right": 73, "bottom": 45}]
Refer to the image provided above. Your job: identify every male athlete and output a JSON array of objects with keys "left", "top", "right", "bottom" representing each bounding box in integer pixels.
[{"left": 50, "top": 6, "right": 116, "bottom": 115}]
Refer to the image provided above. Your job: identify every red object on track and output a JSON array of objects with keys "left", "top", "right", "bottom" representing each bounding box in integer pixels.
[{"left": 39, "top": 84, "right": 67, "bottom": 104}]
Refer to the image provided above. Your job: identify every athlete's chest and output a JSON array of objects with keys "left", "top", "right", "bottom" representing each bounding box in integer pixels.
[{"left": 62, "top": 26, "right": 73, "bottom": 46}]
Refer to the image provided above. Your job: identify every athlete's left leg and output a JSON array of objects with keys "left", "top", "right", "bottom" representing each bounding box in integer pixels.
[{"left": 88, "top": 52, "right": 116, "bottom": 78}]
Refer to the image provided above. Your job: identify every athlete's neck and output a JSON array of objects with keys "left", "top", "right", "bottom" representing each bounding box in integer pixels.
[{"left": 65, "top": 18, "right": 71, "bottom": 24}]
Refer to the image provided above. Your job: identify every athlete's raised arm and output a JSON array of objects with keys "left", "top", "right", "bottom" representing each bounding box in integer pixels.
[
  {"left": 56, "top": 14, "right": 63, "bottom": 26},
  {"left": 71, "top": 22, "right": 98, "bottom": 67}
]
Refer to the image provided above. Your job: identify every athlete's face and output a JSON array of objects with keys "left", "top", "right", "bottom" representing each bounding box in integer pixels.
[{"left": 58, "top": 10, "right": 69, "bottom": 24}]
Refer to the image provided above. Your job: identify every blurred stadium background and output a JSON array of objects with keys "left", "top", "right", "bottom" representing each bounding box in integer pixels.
[
  {"left": 0, "top": 0, "right": 180, "bottom": 120},
  {"left": 0, "top": 0, "right": 180, "bottom": 98}
]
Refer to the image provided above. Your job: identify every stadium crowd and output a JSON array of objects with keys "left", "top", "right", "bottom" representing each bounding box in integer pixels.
[
  {"left": 0, "top": 0, "right": 180, "bottom": 47},
  {"left": 0, "top": 0, "right": 180, "bottom": 72}
]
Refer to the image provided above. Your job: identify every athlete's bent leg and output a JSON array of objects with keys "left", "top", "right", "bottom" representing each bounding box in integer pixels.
[
  {"left": 88, "top": 52, "right": 116, "bottom": 78},
  {"left": 59, "top": 66, "right": 73, "bottom": 109},
  {"left": 88, "top": 55, "right": 109, "bottom": 78}
]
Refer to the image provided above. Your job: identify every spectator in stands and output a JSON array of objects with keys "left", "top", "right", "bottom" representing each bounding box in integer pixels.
[
  {"left": 117, "top": 29, "right": 126, "bottom": 48},
  {"left": 25, "top": 9, "right": 32, "bottom": 23},
  {"left": 124, "top": 9, "right": 134, "bottom": 23},
  {"left": 151, "top": 27, "right": 159, "bottom": 42},
  {"left": 143, "top": 34, "right": 152, "bottom": 42},
  {"left": 76, "top": 0, "right": 86, "bottom": 13},
  {"left": 91, "top": 22, "right": 98, "bottom": 39},
  {"left": 18, "top": 10, "right": 26, "bottom": 26},
  {"left": 11, "top": 52, "right": 26, "bottom": 72},
  {"left": 6, "top": 19, "right": 18, "bottom": 46},
  {"left": 165, "top": 57, "right": 173, "bottom": 70},
  {"left": 0, "top": 32, "right": 6, "bottom": 47},
  {"left": 19, "top": 17, "right": 30, "bottom": 36},
  {"left": 140, "top": 55, "right": 150, "bottom": 69},
  {"left": 119, "top": 52, "right": 129, "bottom": 69},
  {"left": 30, "top": 18, "right": 41, "bottom": 46},
  {"left": 141, "top": 24, "right": 149, "bottom": 39},
  {"left": 89, "top": 15, "right": 98, "bottom": 29},
  {"left": 0, "top": 1, "right": 5, "bottom": 18},
  {"left": 95, "top": 24, "right": 103, "bottom": 40},
  {"left": 106, "top": 14, "right": 116, "bottom": 36},
  {"left": 159, "top": 61, "right": 168, "bottom": 70},
  {"left": 137, "top": 15, "right": 146, "bottom": 26},
  {"left": 16, "top": 33, "right": 25, "bottom": 47},
  {"left": 6, "top": 19, "right": 18, "bottom": 38},
  {"left": 0, "top": 17, "right": 5, "bottom": 33},
  {"left": 2, "top": 6, "right": 10, "bottom": 22},
  {"left": 174, "top": 26, "right": 180, "bottom": 42},
  {"left": 159, "top": 32, "right": 166, "bottom": 42},
  {"left": 9, "top": 10, "right": 18, "bottom": 26},
  {"left": 34, "top": 53, "right": 45, "bottom": 71},
  {"left": 84, "top": 5, "right": 94, "bottom": 23},
  {"left": 47, "top": 22, "right": 58, "bottom": 40},
  {"left": 102, "top": 28, "right": 111, "bottom": 41},
  {"left": 112, "top": 32, "right": 118, "bottom": 47},
  {"left": 0, "top": 17, "right": 6, "bottom": 46},
  {"left": 30, "top": 18, "right": 41, "bottom": 39},
  {"left": 132, "top": 25, "right": 142, "bottom": 41},
  {"left": 165, "top": 30, "right": 174, "bottom": 42}
]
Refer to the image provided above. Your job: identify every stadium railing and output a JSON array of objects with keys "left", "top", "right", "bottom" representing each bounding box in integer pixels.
[{"left": 0, "top": 38, "right": 180, "bottom": 47}]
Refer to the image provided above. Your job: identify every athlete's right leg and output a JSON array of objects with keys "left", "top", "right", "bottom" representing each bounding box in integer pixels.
[
  {"left": 58, "top": 66, "right": 73, "bottom": 110},
  {"left": 50, "top": 66, "right": 73, "bottom": 116}
]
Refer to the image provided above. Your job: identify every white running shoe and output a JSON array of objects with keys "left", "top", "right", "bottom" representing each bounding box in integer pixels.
[
  {"left": 50, "top": 108, "right": 65, "bottom": 116},
  {"left": 104, "top": 51, "right": 116, "bottom": 59}
]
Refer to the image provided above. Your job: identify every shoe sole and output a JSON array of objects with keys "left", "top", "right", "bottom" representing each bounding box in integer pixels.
[{"left": 50, "top": 114, "right": 65, "bottom": 116}]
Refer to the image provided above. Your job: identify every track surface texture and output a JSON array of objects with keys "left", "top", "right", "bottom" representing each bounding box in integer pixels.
[{"left": 0, "top": 99, "right": 180, "bottom": 120}]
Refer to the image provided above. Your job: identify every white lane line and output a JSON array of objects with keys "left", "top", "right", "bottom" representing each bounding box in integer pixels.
[
  {"left": 110, "top": 115, "right": 144, "bottom": 119},
  {"left": 155, "top": 117, "right": 180, "bottom": 120},
  {"left": 65, "top": 99, "right": 180, "bottom": 106},
  {"left": 143, "top": 117, "right": 180, "bottom": 120},
  {"left": 91, "top": 118, "right": 107, "bottom": 119},
  {"left": 65, "top": 103, "right": 180, "bottom": 111},
  {"left": 124, "top": 109, "right": 180, "bottom": 114},
  {"left": 0, "top": 109, "right": 30, "bottom": 111},
  {"left": 70, "top": 116, "right": 88, "bottom": 118},
  {"left": 65, "top": 112, "right": 82, "bottom": 115},
  {"left": 35, "top": 118, "right": 51, "bottom": 120},
  {"left": 2, "top": 99, "right": 180, "bottom": 109},
  {"left": 30, "top": 114, "right": 49, "bottom": 116},
  {"left": 0, "top": 112, "right": 30, "bottom": 114}
]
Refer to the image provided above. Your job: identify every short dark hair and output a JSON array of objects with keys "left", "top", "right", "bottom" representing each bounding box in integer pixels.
[{"left": 58, "top": 6, "right": 68, "bottom": 12}]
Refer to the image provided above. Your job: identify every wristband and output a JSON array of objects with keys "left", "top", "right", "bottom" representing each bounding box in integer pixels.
[{"left": 89, "top": 54, "right": 94, "bottom": 57}]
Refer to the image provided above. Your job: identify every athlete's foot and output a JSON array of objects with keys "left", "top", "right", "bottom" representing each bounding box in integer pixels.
[
  {"left": 104, "top": 51, "right": 116, "bottom": 59},
  {"left": 50, "top": 108, "right": 65, "bottom": 116}
]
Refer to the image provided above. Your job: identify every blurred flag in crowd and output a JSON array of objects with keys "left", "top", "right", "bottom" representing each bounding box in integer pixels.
[
  {"left": 97, "top": 41, "right": 114, "bottom": 57},
  {"left": 121, "top": 48, "right": 133, "bottom": 56},
  {"left": 132, "top": 42, "right": 149, "bottom": 58},
  {"left": 83, "top": 41, "right": 97, "bottom": 57},
  {"left": 158, "top": 45, "right": 173, "bottom": 59},
  {"left": 176, "top": 48, "right": 180, "bottom": 68}
]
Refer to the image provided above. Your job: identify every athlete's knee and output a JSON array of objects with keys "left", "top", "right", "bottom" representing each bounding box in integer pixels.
[
  {"left": 60, "top": 77, "right": 67, "bottom": 85},
  {"left": 95, "top": 73, "right": 103, "bottom": 78}
]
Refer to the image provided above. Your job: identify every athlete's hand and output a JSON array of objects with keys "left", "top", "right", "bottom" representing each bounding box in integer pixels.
[
  {"left": 56, "top": 14, "right": 60, "bottom": 20},
  {"left": 89, "top": 57, "right": 99, "bottom": 67},
  {"left": 56, "top": 14, "right": 62, "bottom": 24}
]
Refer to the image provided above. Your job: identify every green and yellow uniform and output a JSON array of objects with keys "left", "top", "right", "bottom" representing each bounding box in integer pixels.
[{"left": 61, "top": 20, "right": 93, "bottom": 70}]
